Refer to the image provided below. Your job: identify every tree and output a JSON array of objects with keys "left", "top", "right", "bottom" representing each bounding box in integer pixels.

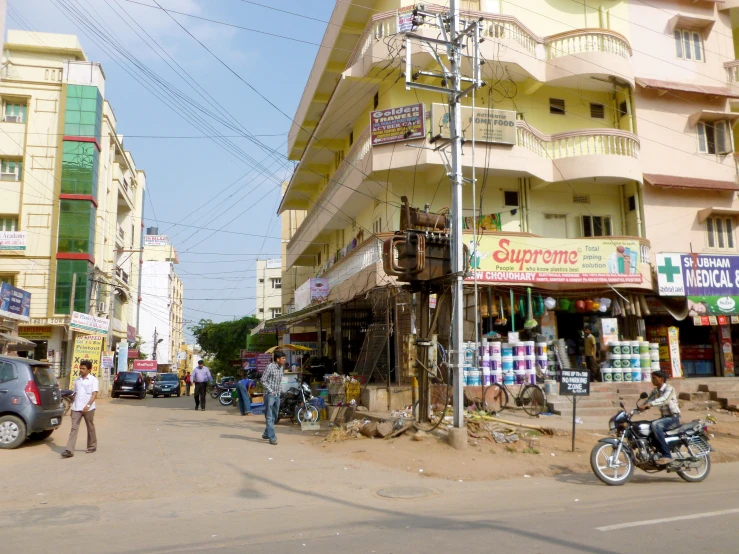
[{"left": 190, "top": 316, "right": 259, "bottom": 375}]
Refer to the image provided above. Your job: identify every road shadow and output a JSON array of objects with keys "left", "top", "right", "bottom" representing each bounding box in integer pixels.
[
  {"left": 554, "top": 469, "right": 681, "bottom": 486},
  {"left": 221, "top": 433, "right": 270, "bottom": 445}
]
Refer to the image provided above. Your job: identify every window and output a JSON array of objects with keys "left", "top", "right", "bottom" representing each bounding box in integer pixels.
[
  {"left": 697, "top": 121, "right": 733, "bottom": 155},
  {"left": 270, "top": 308, "right": 282, "bottom": 318},
  {"left": 349, "top": 131, "right": 354, "bottom": 146},
  {"left": 582, "top": 215, "right": 612, "bottom": 237},
  {"left": 0, "top": 275, "right": 15, "bottom": 286},
  {"left": 549, "top": 98, "right": 565, "bottom": 115},
  {"left": 628, "top": 195, "right": 636, "bottom": 212},
  {"left": 0, "top": 160, "right": 22, "bottom": 181},
  {"left": 0, "top": 217, "right": 18, "bottom": 231},
  {"left": 3, "top": 102, "right": 27, "bottom": 123},
  {"left": 373, "top": 216, "right": 382, "bottom": 234},
  {"left": 259, "top": 308, "right": 264, "bottom": 313},
  {"left": 618, "top": 101, "right": 628, "bottom": 118},
  {"left": 674, "top": 29, "right": 703, "bottom": 62},
  {"left": 259, "top": 278, "right": 264, "bottom": 283},
  {"left": 460, "top": 0, "right": 480, "bottom": 10},
  {"left": 706, "top": 216, "right": 735, "bottom": 250},
  {"left": 271, "top": 278, "right": 282, "bottom": 289},
  {"left": 0, "top": 361, "right": 17, "bottom": 384},
  {"left": 373, "top": 92, "right": 379, "bottom": 110},
  {"left": 504, "top": 190, "right": 519, "bottom": 206},
  {"left": 590, "top": 103, "right": 605, "bottom": 119}
]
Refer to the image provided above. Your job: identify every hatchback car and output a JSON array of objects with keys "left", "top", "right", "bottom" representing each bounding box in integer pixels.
[
  {"left": 0, "top": 355, "right": 64, "bottom": 449},
  {"left": 111, "top": 371, "right": 146, "bottom": 399},
  {"left": 152, "top": 373, "right": 181, "bottom": 398}
]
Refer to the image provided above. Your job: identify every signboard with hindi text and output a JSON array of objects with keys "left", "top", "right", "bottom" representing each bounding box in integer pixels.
[
  {"left": 370, "top": 103, "right": 425, "bottom": 145},
  {"left": 431, "top": 103, "right": 517, "bottom": 145},
  {"left": 69, "top": 335, "right": 104, "bottom": 388},
  {"left": 467, "top": 236, "right": 643, "bottom": 284}
]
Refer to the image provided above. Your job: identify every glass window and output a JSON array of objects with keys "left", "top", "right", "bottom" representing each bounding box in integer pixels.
[
  {"left": 0, "top": 217, "right": 18, "bottom": 231},
  {"left": 707, "top": 217, "right": 715, "bottom": 248},
  {"left": 271, "top": 278, "right": 281, "bottom": 289},
  {"left": 54, "top": 259, "right": 91, "bottom": 314},
  {"left": 693, "top": 32, "right": 702, "bottom": 61},
  {"left": 728, "top": 219, "right": 735, "bottom": 249},
  {"left": 717, "top": 218, "right": 725, "bottom": 248},
  {"left": 58, "top": 200, "right": 96, "bottom": 254},
  {"left": 63, "top": 85, "right": 103, "bottom": 141},
  {"left": 3, "top": 102, "right": 27, "bottom": 123},
  {"left": 698, "top": 121, "right": 732, "bottom": 155},
  {"left": 0, "top": 361, "right": 17, "bottom": 383},
  {"left": 61, "top": 141, "right": 100, "bottom": 196},
  {"left": 0, "top": 160, "right": 22, "bottom": 181},
  {"left": 0, "top": 275, "right": 15, "bottom": 286},
  {"left": 675, "top": 29, "right": 703, "bottom": 62},
  {"left": 582, "top": 216, "right": 612, "bottom": 237},
  {"left": 32, "top": 365, "right": 57, "bottom": 386},
  {"left": 682, "top": 31, "right": 692, "bottom": 60},
  {"left": 674, "top": 30, "right": 683, "bottom": 58},
  {"left": 706, "top": 217, "right": 737, "bottom": 250}
]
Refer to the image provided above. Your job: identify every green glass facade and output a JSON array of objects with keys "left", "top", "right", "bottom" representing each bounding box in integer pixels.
[
  {"left": 60, "top": 142, "right": 99, "bottom": 196},
  {"left": 58, "top": 200, "right": 96, "bottom": 254},
  {"left": 54, "top": 260, "right": 90, "bottom": 314},
  {"left": 63, "top": 85, "right": 103, "bottom": 141}
]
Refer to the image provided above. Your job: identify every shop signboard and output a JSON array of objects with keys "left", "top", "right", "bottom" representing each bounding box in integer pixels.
[
  {"left": 69, "top": 334, "right": 104, "bottom": 388},
  {"left": 370, "top": 103, "right": 425, "bottom": 145},
  {"left": 0, "top": 231, "right": 26, "bottom": 251},
  {"left": 133, "top": 360, "right": 157, "bottom": 371},
  {"left": 397, "top": 5, "right": 415, "bottom": 32},
  {"left": 127, "top": 349, "right": 140, "bottom": 359},
  {"left": 559, "top": 370, "right": 590, "bottom": 396},
  {"left": 294, "top": 278, "right": 330, "bottom": 311},
  {"left": 70, "top": 311, "right": 109, "bottom": 335},
  {"left": 118, "top": 340, "right": 129, "bottom": 372},
  {"left": 256, "top": 353, "right": 272, "bottom": 372},
  {"left": 431, "top": 103, "right": 517, "bottom": 145},
  {"left": 467, "top": 236, "right": 642, "bottom": 284},
  {"left": 246, "top": 333, "right": 277, "bottom": 353},
  {"left": 0, "top": 282, "right": 31, "bottom": 322},
  {"left": 720, "top": 325, "right": 735, "bottom": 377},
  {"left": 18, "top": 325, "right": 53, "bottom": 339},
  {"left": 667, "top": 326, "right": 683, "bottom": 379},
  {"left": 101, "top": 352, "right": 115, "bottom": 370},
  {"left": 127, "top": 324, "right": 136, "bottom": 342},
  {"left": 144, "top": 235, "right": 168, "bottom": 246}
]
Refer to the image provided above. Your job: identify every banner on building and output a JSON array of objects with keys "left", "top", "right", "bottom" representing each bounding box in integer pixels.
[
  {"left": 0, "top": 231, "right": 26, "bottom": 251},
  {"left": 294, "top": 278, "right": 330, "bottom": 311},
  {"left": 127, "top": 325, "right": 136, "bottom": 342},
  {"left": 18, "top": 325, "right": 53, "bottom": 339},
  {"left": 101, "top": 352, "right": 115, "bottom": 370},
  {"left": 69, "top": 334, "right": 104, "bottom": 388},
  {"left": 117, "top": 340, "right": 129, "bottom": 372},
  {"left": 467, "top": 236, "right": 643, "bottom": 284},
  {"left": 70, "top": 311, "right": 109, "bottom": 335},
  {"left": 397, "top": 6, "right": 415, "bottom": 33},
  {"left": 431, "top": 103, "right": 517, "bottom": 145},
  {"left": 144, "top": 235, "right": 168, "bottom": 246},
  {"left": 133, "top": 360, "right": 157, "bottom": 371},
  {"left": 371, "top": 103, "right": 425, "bottom": 145},
  {"left": 0, "top": 282, "right": 31, "bottom": 321}
]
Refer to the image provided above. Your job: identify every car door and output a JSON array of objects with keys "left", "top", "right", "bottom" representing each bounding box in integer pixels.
[{"left": 0, "top": 361, "right": 18, "bottom": 412}]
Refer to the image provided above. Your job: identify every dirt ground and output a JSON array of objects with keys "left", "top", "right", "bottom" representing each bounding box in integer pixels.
[{"left": 310, "top": 405, "right": 739, "bottom": 482}]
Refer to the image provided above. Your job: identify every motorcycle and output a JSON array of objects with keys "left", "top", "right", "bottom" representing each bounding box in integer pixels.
[
  {"left": 217, "top": 382, "right": 238, "bottom": 406},
  {"left": 591, "top": 392, "right": 714, "bottom": 486},
  {"left": 275, "top": 380, "right": 319, "bottom": 425}
]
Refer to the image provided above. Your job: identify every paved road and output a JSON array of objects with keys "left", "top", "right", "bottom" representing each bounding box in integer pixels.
[{"left": 2, "top": 394, "right": 738, "bottom": 553}]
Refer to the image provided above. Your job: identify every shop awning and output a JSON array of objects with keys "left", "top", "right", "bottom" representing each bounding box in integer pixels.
[
  {"left": 644, "top": 173, "right": 739, "bottom": 192},
  {"left": 636, "top": 78, "right": 739, "bottom": 99},
  {"left": 688, "top": 110, "right": 739, "bottom": 126},
  {"left": 697, "top": 207, "right": 739, "bottom": 223},
  {"left": 0, "top": 333, "right": 37, "bottom": 349},
  {"left": 259, "top": 302, "right": 334, "bottom": 332}
]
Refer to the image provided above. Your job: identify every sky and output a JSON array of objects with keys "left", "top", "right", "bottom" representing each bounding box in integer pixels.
[{"left": 9, "top": 0, "right": 338, "bottom": 342}]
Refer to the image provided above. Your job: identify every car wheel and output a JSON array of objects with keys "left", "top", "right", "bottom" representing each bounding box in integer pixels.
[
  {"left": 139, "top": 392, "right": 146, "bottom": 400},
  {"left": 0, "top": 415, "right": 27, "bottom": 449},
  {"left": 153, "top": 394, "right": 158, "bottom": 398},
  {"left": 28, "top": 429, "right": 54, "bottom": 441}
]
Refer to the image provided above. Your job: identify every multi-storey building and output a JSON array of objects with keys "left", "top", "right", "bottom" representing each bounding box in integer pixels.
[
  {"left": 0, "top": 31, "right": 146, "bottom": 377},
  {"left": 255, "top": 258, "right": 283, "bottom": 321},
  {"left": 139, "top": 231, "right": 183, "bottom": 371}
]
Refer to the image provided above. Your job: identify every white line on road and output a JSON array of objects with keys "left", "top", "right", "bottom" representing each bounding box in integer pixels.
[{"left": 597, "top": 508, "right": 739, "bottom": 532}]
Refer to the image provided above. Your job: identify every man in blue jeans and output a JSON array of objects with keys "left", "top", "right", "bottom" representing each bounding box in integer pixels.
[
  {"left": 236, "top": 371, "right": 256, "bottom": 416},
  {"left": 638, "top": 371, "right": 680, "bottom": 465},
  {"left": 260, "top": 351, "right": 286, "bottom": 445}
]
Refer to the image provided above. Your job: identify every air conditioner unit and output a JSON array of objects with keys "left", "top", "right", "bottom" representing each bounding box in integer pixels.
[
  {"left": 98, "top": 302, "right": 108, "bottom": 314},
  {"left": 3, "top": 115, "right": 21, "bottom": 123},
  {"left": 0, "top": 171, "right": 18, "bottom": 180}
]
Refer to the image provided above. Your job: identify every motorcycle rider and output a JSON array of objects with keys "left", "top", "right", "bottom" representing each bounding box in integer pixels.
[{"left": 638, "top": 370, "right": 680, "bottom": 465}]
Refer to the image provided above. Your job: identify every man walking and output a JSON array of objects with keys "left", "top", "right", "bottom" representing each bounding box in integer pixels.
[
  {"left": 184, "top": 371, "right": 192, "bottom": 396},
  {"left": 192, "top": 360, "right": 213, "bottom": 411},
  {"left": 261, "top": 351, "right": 286, "bottom": 445},
  {"left": 61, "top": 360, "right": 98, "bottom": 458}
]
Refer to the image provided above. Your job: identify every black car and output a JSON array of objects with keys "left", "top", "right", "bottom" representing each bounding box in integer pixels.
[
  {"left": 0, "top": 355, "right": 64, "bottom": 449},
  {"left": 152, "top": 373, "right": 181, "bottom": 398},
  {"left": 112, "top": 371, "right": 146, "bottom": 399}
]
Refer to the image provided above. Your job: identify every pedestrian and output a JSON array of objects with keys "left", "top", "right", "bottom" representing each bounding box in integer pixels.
[
  {"left": 261, "top": 350, "right": 286, "bottom": 445},
  {"left": 237, "top": 371, "right": 256, "bottom": 416},
  {"left": 61, "top": 360, "right": 98, "bottom": 458},
  {"left": 192, "top": 360, "right": 213, "bottom": 410},
  {"left": 184, "top": 371, "right": 192, "bottom": 396},
  {"left": 583, "top": 326, "right": 600, "bottom": 382}
]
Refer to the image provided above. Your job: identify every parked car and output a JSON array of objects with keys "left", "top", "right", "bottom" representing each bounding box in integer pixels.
[
  {"left": 0, "top": 355, "right": 64, "bottom": 450},
  {"left": 151, "top": 373, "right": 181, "bottom": 398},
  {"left": 112, "top": 371, "right": 147, "bottom": 399}
]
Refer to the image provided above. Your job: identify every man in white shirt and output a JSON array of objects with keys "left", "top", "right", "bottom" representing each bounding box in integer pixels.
[{"left": 62, "top": 359, "right": 99, "bottom": 458}]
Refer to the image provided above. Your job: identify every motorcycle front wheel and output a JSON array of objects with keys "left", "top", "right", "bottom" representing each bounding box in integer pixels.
[
  {"left": 210, "top": 389, "right": 220, "bottom": 399},
  {"left": 297, "top": 404, "right": 319, "bottom": 424},
  {"left": 590, "top": 442, "right": 634, "bottom": 486},
  {"left": 218, "top": 391, "right": 233, "bottom": 406},
  {"left": 675, "top": 447, "right": 711, "bottom": 483}
]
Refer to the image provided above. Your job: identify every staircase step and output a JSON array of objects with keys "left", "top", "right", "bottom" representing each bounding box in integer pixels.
[
  {"left": 549, "top": 407, "right": 619, "bottom": 417},
  {"left": 549, "top": 398, "right": 615, "bottom": 409}
]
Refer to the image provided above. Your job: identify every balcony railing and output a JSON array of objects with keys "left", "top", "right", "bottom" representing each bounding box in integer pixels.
[
  {"left": 346, "top": 9, "right": 631, "bottom": 70},
  {"left": 516, "top": 122, "right": 640, "bottom": 160},
  {"left": 725, "top": 60, "right": 739, "bottom": 84}
]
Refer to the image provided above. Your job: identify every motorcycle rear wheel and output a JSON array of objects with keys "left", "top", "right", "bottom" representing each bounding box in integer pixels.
[
  {"left": 675, "top": 446, "right": 711, "bottom": 483},
  {"left": 590, "top": 442, "right": 634, "bottom": 486},
  {"left": 219, "top": 391, "right": 234, "bottom": 406},
  {"left": 297, "top": 405, "right": 319, "bottom": 424}
]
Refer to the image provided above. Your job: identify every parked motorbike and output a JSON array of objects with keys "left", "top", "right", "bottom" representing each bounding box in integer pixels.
[
  {"left": 61, "top": 389, "right": 74, "bottom": 416},
  {"left": 591, "top": 392, "right": 714, "bottom": 486},
  {"left": 275, "top": 381, "right": 318, "bottom": 424},
  {"left": 217, "top": 382, "right": 238, "bottom": 406}
]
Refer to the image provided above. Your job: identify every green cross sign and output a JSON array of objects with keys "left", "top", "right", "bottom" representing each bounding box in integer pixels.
[{"left": 658, "top": 257, "right": 681, "bottom": 283}]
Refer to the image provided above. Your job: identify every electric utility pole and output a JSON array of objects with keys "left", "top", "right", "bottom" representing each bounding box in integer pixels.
[
  {"left": 404, "top": 2, "right": 483, "bottom": 445},
  {"left": 152, "top": 327, "right": 158, "bottom": 361}
]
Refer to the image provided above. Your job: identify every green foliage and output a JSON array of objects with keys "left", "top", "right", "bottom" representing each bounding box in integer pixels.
[{"left": 190, "top": 316, "right": 260, "bottom": 373}]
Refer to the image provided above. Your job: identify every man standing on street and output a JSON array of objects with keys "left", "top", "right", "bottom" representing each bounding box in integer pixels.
[
  {"left": 583, "top": 327, "right": 599, "bottom": 382},
  {"left": 237, "top": 370, "right": 256, "bottom": 416},
  {"left": 184, "top": 371, "right": 192, "bottom": 396},
  {"left": 62, "top": 360, "right": 98, "bottom": 458},
  {"left": 261, "top": 351, "right": 285, "bottom": 445},
  {"left": 192, "top": 360, "right": 213, "bottom": 411}
]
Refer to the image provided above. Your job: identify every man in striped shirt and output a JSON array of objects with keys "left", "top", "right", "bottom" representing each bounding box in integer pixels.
[
  {"left": 639, "top": 371, "right": 681, "bottom": 465},
  {"left": 261, "top": 351, "right": 286, "bottom": 445}
]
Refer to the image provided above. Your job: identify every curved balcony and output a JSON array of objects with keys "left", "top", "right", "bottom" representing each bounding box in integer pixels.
[{"left": 345, "top": 10, "right": 633, "bottom": 87}]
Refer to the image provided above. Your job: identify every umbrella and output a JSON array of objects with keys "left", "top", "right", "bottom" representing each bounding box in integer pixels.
[{"left": 265, "top": 344, "right": 313, "bottom": 354}]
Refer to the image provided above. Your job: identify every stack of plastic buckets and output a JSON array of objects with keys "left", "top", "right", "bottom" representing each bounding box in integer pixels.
[
  {"left": 480, "top": 338, "right": 492, "bottom": 386},
  {"left": 502, "top": 343, "right": 514, "bottom": 385},
  {"left": 464, "top": 342, "right": 480, "bottom": 386},
  {"left": 490, "top": 340, "right": 502, "bottom": 383},
  {"left": 524, "top": 341, "right": 536, "bottom": 384},
  {"left": 647, "top": 343, "right": 659, "bottom": 381},
  {"left": 536, "top": 341, "right": 548, "bottom": 379},
  {"left": 513, "top": 343, "right": 526, "bottom": 384}
]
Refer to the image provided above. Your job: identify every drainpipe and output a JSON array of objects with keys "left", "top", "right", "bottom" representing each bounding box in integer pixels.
[
  {"left": 634, "top": 181, "right": 644, "bottom": 238},
  {"left": 619, "top": 184, "right": 627, "bottom": 235},
  {"left": 625, "top": 85, "right": 636, "bottom": 134}
]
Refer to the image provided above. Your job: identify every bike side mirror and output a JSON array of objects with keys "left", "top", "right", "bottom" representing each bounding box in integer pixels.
[
  {"left": 619, "top": 402, "right": 625, "bottom": 410},
  {"left": 639, "top": 392, "right": 648, "bottom": 399}
]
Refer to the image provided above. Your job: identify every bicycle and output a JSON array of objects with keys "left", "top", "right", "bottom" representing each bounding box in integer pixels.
[{"left": 481, "top": 379, "right": 547, "bottom": 417}]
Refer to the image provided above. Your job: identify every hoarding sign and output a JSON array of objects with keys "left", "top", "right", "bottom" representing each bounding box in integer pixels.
[
  {"left": 133, "top": 360, "right": 158, "bottom": 371},
  {"left": 69, "top": 334, "right": 104, "bottom": 388},
  {"left": 127, "top": 324, "right": 136, "bottom": 342},
  {"left": 658, "top": 253, "right": 739, "bottom": 315},
  {"left": 127, "top": 349, "right": 140, "bottom": 359},
  {"left": 18, "top": 325, "right": 53, "bottom": 339},
  {"left": 101, "top": 352, "right": 115, "bottom": 370},
  {"left": 0, "top": 282, "right": 31, "bottom": 322},
  {"left": 144, "top": 235, "right": 168, "bottom": 246},
  {"left": 467, "top": 236, "right": 642, "bottom": 284},
  {"left": 71, "top": 311, "right": 109, "bottom": 335},
  {"left": 0, "top": 231, "right": 26, "bottom": 251},
  {"left": 370, "top": 103, "right": 425, "bottom": 145},
  {"left": 295, "top": 278, "right": 330, "bottom": 311},
  {"left": 118, "top": 340, "right": 129, "bottom": 372},
  {"left": 432, "top": 103, "right": 517, "bottom": 145},
  {"left": 256, "top": 353, "right": 272, "bottom": 372},
  {"left": 397, "top": 6, "right": 415, "bottom": 33}
]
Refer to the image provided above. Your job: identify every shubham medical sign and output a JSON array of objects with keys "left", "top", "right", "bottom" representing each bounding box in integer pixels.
[
  {"left": 467, "top": 236, "right": 642, "bottom": 284},
  {"left": 657, "top": 253, "right": 739, "bottom": 315}
]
